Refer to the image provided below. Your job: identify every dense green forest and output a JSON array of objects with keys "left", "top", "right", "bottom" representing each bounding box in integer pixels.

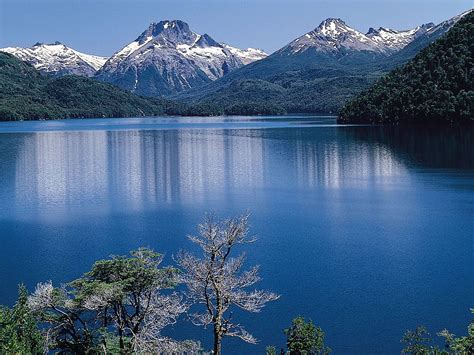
[
  {"left": 339, "top": 12, "right": 474, "bottom": 124},
  {"left": 0, "top": 53, "right": 192, "bottom": 121}
]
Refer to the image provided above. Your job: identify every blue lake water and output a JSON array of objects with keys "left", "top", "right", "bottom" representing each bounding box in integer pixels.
[{"left": 0, "top": 116, "right": 472, "bottom": 354}]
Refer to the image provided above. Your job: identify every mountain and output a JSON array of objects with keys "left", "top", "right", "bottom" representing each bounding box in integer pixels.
[
  {"left": 339, "top": 10, "right": 473, "bottom": 124},
  {"left": 279, "top": 18, "right": 389, "bottom": 55},
  {"left": 0, "top": 42, "right": 108, "bottom": 77},
  {"left": 95, "top": 20, "right": 267, "bottom": 96},
  {"left": 0, "top": 52, "right": 188, "bottom": 121},
  {"left": 174, "top": 12, "right": 468, "bottom": 114},
  {"left": 366, "top": 23, "right": 434, "bottom": 52}
]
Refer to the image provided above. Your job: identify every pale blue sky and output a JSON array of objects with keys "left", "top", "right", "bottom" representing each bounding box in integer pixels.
[{"left": 0, "top": 0, "right": 471, "bottom": 56}]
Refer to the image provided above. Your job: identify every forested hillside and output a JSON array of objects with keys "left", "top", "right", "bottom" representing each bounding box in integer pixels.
[
  {"left": 186, "top": 72, "right": 379, "bottom": 115},
  {"left": 339, "top": 11, "right": 473, "bottom": 123},
  {"left": 0, "top": 53, "right": 185, "bottom": 121}
]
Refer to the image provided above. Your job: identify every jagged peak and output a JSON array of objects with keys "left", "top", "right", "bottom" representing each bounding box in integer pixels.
[
  {"left": 312, "top": 18, "right": 363, "bottom": 38},
  {"left": 136, "top": 20, "right": 195, "bottom": 44}
]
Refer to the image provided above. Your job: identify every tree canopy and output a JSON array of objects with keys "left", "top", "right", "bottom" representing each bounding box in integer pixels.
[{"left": 28, "top": 248, "right": 196, "bottom": 353}]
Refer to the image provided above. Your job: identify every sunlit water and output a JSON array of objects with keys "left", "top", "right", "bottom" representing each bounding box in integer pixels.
[{"left": 0, "top": 116, "right": 472, "bottom": 354}]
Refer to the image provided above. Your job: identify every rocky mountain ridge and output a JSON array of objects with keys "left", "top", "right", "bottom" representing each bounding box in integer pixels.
[{"left": 0, "top": 42, "right": 108, "bottom": 77}]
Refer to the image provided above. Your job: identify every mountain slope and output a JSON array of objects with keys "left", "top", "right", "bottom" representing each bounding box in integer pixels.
[
  {"left": 0, "top": 42, "right": 108, "bottom": 77},
  {"left": 174, "top": 18, "right": 391, "bottom": 105},
  {"left": 366, "top": 23, "right": 434, "bottom": 52},
  {"left": 0, "top": 52, "right": 185, "bottom": 121},
  {"left": 95, "top": 20, "right": 267, "bottom": 96},
  {"left": 175, "top": 13, "right": 466, "bottom": 114},
  {"left": 339, "top": 11, "right": 473, "bottom": 123},
  {"left": 381, "top": 9, "right": 472, "bottom": 69}
]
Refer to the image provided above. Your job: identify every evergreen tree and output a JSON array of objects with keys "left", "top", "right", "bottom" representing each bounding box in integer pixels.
[
  {"left": 0, "top": 284, "right": 44, "bottom": 354},
  {"left": 285, "top": 316, "right": 331, "bottom": 355}
]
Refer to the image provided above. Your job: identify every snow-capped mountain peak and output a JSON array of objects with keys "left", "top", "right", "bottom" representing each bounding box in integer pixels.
[
  {"left": 281, "top": 18, "right": 382, "bottom": 54},
  {"left": 96, "top": 19, "right": 267, "bottom": 96},
  {"left": 0, "top": 42, "right": 108, "bottom": 76},
  {"left": 317, "top": 18, "right": 354, "bottom": 37}
]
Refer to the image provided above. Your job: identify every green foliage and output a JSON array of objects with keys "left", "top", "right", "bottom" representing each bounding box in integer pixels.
[
  {"left": 0, "top": 52, "right": 186, "bottom": 121},
  {"left": 401, "top": 326, "right": 435, "bottom": 354},
  {"left": 438, "top": 308, "right": 474, "bottom": 353},
  {"left": 340, "top": 11, "right": 474, "bottom": 123},
  {"left": 401, "top": 309, "right": 474, "bottom": 354},
  {"left": 30, "top": 248, "right": 186, "bottom": 353},
  {"left": 285, "top": 316, "right": 331, "bottom": 355},
  {"left": 0, "top": 285, "right": 44, "bottom": 354},
  {"left": 71, "top": 249, "right": 178, "bottom": 312},
  {"left": 266, "top": 345, "right": 278, "bottom": 355}
]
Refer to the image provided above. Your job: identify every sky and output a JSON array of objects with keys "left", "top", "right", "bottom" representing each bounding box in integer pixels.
[{"left": 0, "top": 0, "right": 471, "bottom": 56}]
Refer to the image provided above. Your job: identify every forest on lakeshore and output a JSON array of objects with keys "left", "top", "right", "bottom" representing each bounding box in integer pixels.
[{"left": 339, "top": 11, "right": 473, "bottom": 124}]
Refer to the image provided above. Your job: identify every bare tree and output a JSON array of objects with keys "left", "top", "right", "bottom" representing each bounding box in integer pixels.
[{"left": 176, "top": 213, "right": 280, "bottom": 354}]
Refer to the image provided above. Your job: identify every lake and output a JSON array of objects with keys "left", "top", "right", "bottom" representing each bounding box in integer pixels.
[{"left": 0, "top": 116, "right": 472, "bottom": 354}]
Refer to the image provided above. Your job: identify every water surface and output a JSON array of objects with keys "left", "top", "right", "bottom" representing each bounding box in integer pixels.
[{"left": 0, "top": 116, "right": 472, "bottom": 354}]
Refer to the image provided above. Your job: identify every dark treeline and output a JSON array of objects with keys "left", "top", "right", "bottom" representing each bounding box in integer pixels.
[
  {"left": 339, "top": 11, "right": 474, "bottom": 124},
  {"left": 0, "top": 52, "right": 284, "bottom": 121},
  {"left": 0, "top": 214, "right": 472, "bottom": 354}
]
